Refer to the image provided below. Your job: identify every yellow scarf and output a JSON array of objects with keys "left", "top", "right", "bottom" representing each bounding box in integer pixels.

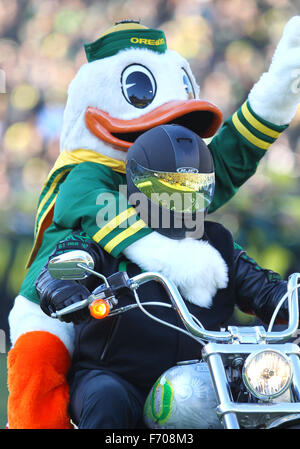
[{"left": 26, "top": 149, "right": 126, "bottom": 267}]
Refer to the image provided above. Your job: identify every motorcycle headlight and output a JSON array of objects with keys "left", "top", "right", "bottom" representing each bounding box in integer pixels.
[{"left": 242, "top": 350, "right": 292, "bottom": 401}]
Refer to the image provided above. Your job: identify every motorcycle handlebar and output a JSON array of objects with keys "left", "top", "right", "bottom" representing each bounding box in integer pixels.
[
  {"left": 52, "top": 269, "right": 300, "bottom": 344},
  {"left": 129, "top": 271, "right": 300, "bottom": 343}
]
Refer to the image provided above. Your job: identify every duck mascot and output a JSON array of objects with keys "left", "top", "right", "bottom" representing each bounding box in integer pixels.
[{"left": 7, "top": 18, "right": 300, "bottom": 429}]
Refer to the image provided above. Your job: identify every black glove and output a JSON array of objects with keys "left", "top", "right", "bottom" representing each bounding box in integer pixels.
[
  {"left": 36, "top": 230, "right": 105, "bottom": 323},
  {"left": 36, "top": 266, "right": 91, "bottom": 324}
]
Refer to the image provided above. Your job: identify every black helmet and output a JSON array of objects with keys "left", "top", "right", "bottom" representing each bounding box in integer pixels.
[{"left": 126, "top": 124, "right": 215, "bottom": 239}]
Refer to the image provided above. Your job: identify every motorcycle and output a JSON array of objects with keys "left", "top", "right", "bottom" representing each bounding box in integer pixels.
[{"left": 48, "top": 249, "right": 300, "bottom": 429}]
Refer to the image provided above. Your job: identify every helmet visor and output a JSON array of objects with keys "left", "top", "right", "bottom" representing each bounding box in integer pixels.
[{"left": 128, "top": 159, "right": 215, "bottom": 213}]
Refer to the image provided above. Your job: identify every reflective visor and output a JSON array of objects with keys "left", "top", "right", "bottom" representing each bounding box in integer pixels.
[{"left": 128, "top": 160, "right": 215, "bottom": 213}]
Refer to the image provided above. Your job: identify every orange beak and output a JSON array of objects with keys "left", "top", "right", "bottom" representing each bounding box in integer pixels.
[{"left": 85, "top": 99, "right": 223, "bottom": 152}]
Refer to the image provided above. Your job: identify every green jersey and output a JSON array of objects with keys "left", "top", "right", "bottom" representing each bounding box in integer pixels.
[{"left": 19, "top": 100, "right": 288, "bottom": 303}]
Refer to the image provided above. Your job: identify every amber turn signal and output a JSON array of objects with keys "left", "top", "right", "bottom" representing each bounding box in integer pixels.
[{"left": 90, "top": 298, "right": 111, "bottom": 319}]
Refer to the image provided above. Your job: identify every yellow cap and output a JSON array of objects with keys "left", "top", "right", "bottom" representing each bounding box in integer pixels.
[{"left": 100, "top": 21, "right": 148, "bottom": 38}]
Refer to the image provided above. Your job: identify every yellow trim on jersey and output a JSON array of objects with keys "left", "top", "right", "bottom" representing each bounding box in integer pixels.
[
  {"left": 232, "top": 112, "right": 271, "bottom": 150},
  {"left": 241, "top": 103, "right": 281, "bottom": 139},
  {"left": 104, "top": 219, "right": 147, "bottom": 253},
  {"left": 93, "top": 207, "right": 137, "bottom": 243},
  {"left": 35, "top": 170, "right": 69, "bottom": 229}
]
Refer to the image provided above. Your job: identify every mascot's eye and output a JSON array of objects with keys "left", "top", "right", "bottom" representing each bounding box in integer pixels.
[
  {"left": 182, "top": 68, "right": 195, "bottom": 99},
  {"left": 121, "top": 64, "right": 156, "bottom": 109}
]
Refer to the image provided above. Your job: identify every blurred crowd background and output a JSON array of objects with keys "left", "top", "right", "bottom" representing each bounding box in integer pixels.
[{"left": 0, "top": 0, "right": 299, "bottom": 426}]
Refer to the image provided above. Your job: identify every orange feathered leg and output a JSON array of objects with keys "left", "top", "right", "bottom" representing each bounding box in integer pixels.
[{"left": 7, "top": 331, "right": 73, "bottom": 429}]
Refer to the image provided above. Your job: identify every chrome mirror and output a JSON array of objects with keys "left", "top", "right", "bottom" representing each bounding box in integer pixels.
[{"left": 48, "top": 250, "right": 95, "bottom": 280}]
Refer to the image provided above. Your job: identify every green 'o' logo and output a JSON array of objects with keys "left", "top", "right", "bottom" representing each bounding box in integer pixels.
[{"left": 150, "top": 377, "right": 173, "bottom": 423}]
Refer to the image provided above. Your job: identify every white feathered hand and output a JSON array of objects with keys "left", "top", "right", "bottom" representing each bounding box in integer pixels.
[
  {"left": 249, "top": 16, "right": 300, "bottom": 125},
  {"left": 123, "top": 231, "right": 228, "bottom": 309}
]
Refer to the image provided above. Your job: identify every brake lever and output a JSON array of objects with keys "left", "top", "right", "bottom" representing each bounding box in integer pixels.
[
  {"left": 51, "top": 288, "right": 112, "bottom": 320},
  {"left": 51, "top": 297, "right": 91, "bottom": 320}
]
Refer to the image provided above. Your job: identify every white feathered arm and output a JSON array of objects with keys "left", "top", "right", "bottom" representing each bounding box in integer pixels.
[{"left": 249, "top": 16, "right": 300, "bottom": 126}]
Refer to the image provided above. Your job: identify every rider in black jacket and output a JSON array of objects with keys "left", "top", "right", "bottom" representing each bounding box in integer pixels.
[
  {"left": 36, "top": 226, "right": 291, "bottom": 429},
  {"left": 36, "top": 126, "right": 293, "bottom": 429}
]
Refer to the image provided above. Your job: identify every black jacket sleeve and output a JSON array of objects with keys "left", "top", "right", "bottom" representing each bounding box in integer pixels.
[{"left": 233, "top": 245, "right": 290, "bottom": 324}]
